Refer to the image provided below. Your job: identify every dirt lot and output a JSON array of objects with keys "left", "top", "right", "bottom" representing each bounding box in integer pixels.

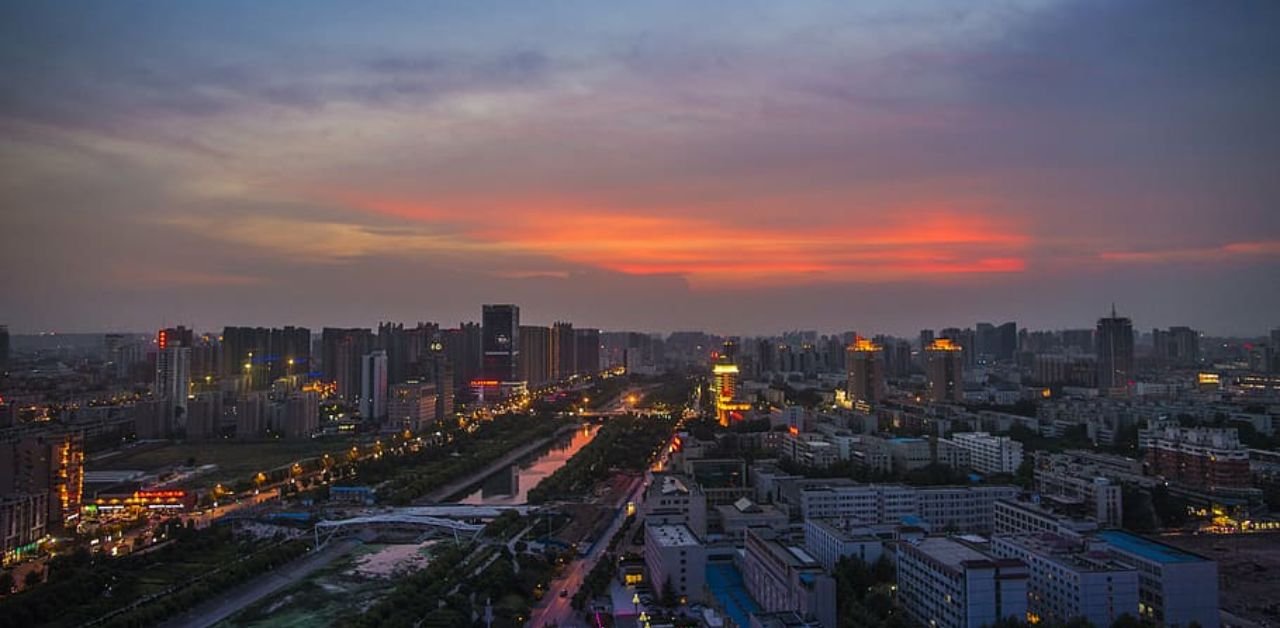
[{"left": 1159, "top": 532, "right": 1280, "bottom": 627}]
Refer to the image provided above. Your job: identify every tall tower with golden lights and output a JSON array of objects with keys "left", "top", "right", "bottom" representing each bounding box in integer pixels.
[
  {"left": 924, "top": 338, "right": 964, "bottom": 402},
  {"left": 846, "top": 337, "right": 885, "bottom": 406}
]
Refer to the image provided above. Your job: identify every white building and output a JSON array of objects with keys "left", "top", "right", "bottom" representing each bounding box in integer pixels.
[
  {"left": 993, "top": 498, "right": 1098, "bottom": 538},
  {"left": 798, "top": 484, "right": 1017, "bottom": 533},
  {"left": 155, "top": 345, "right": 191, "bottom": 421},
  {"left": 943, "top": 432, "right": 1024, "bottom": 474},
  {"left": 644, "top": 523, "right": 706, "bottom": 604},
  {"left": 991, "top": 534, "right": 1139, "bottom": 628},
  {"left": 642, "top": 473, "right": 708, "bottom": 539},
  {"left": 895, "top": 537, "right": 1028, "bottom": 628},
  {"left": 1095, "top": 530, "right": 1220, "bottom": 628},
  {"left": 802, "top": 519, "right": 883, "bottom": 571}
]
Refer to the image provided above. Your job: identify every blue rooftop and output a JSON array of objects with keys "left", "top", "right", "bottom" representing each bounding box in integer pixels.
[
  {"left": 889, "top": 437, "right": 924, "bottom": 443},
  {"left": 706, "top": 563, "right": 760, "bottom": 628},
  {"left": 1097, "top": 530, "right": 1201, "bottom": 564}
]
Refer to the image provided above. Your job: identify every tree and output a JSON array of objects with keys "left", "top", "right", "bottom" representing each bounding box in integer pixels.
[
  {"left": 0, "top": 571, "right": 13, "bottom": 595},
  {"left": 1014, "top": 457, "right": 1035, "bottom": 489},
  {"left": 23, "top": 569, "right": 41, "bottom": 588},
  {"left": 660, "top": 576, "right": 677, "bottom": 608},
  {"left": 1109, "top": 614, "right": 1146, "bottom": 628}
]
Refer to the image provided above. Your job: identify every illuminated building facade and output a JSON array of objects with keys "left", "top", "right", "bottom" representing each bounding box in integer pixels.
[
  {"left": 711, "top": 362, "right": 750, "bottom": 425},
  {"left": 1, "top": 493, "right": 47, "bottom": 564},
  {"left": 1096, "top": 307, "right": 1134, "bottom": 394},
  {"left": 155, "top": 342, "right": 191, "bottom": 428},
  {"left": 481, "top": 304, "right": 520, "bottom": 388},
  {"left": 845, "top": 337, "right": 885, "bottom": 405},
  {"left": 388, "top": 380, "right": 438, "bottom": 433},
  {"left": 925, "top": 338, "right": 964, "bottom": 402},
  {"left": 0, "top": 433, "right": 84, "bottom": 531}
]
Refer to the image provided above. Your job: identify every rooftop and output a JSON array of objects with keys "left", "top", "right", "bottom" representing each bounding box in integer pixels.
[
  {"left": 1096, "top": 530, "right": 1205, "bottom": 564},
  {"left": 706, "top": 563, "right": 759, "bottom": 628},
  {"left": 648, "top": 523, "right": 700, "bottom": 548},
  {"left": 911, "top": 537, "right": 992, "bottom": 571}
]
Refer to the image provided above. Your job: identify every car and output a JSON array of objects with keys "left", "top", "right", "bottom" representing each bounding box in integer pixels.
[{"left": 560, "top": 589, "right": 569, "bottom": 598}]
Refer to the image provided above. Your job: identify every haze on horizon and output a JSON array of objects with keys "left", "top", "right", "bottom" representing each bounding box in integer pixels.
[{"left": 1, "top": 1, "right": 1278, "bottom": 337}]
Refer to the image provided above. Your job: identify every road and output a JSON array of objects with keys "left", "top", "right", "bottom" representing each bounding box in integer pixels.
[
  {"left": 527, "top": 414, "right": 673, "bottom": 628},
  {"left": 158, "top": 538, "right": 360, "bottom": 628}
]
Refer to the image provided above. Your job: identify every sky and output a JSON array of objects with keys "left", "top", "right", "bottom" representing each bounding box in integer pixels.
[{"left": 1, "top": 0, "right": 1278, "bottom": 337}]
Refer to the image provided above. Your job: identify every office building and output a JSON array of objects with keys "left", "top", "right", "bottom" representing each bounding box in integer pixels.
[
  {"left": 1140, "top": 425, "right": 1250, "bottom": 491},
  {"left": 993, "top": 498, "right": 1099, "bottom": 538},
  {"left": 990, "top": 534, "right": 1139, "bottom": 628},
  {"left": 644, "top": 523, "right": 707, "bottom": 604},
  {"left": 717, "top": 497, "right": 788, "bottom": 543},
  {"left": 845, "top": 337, "right": 885, "bottom": 405},
  {"left": 1096, "top": 307, "right": 1135, "bottom": 393},
  {"left": 742, "top": 527, "right": 837, "bottom": 628},
  {"left": 388, "top": 380, "right": 438, "bottom": 433},
  {"left": 360, "top": 350, "right": 388, "bottom": 419},
  {"left": 1095, "top": 530, "right": 1220, "bottom": 628},
  {"left": 712, "top": 362, "right": 750, "bottom": 426},
  {"left": 941, "top": 432, "right": 1024, "bottom": 475},
  {"left": 925, "top": 338, "right": 964, "bottom": 402},
  {"left": 442, "top": 323, "right": 482, "bottom": 392},
  {"left": 798, "top": 484, "right": 1017, "bottom": 533},
  {"left": 895, "top": 537, "right": 1028, "bottom": 628},
  {"left": 481, "top": 304, "right": 520, "bottom": 385}
]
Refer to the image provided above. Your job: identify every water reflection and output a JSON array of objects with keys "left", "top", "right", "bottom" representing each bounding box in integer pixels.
[{"left": 459, "top": 424, "right": 599, "bottom": 505}]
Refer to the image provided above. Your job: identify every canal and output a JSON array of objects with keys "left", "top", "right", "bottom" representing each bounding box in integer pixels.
[{"left": 456, "top": 423, "right": 599, "bottom": 505}]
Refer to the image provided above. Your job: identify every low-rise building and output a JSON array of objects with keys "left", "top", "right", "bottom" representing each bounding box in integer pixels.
[
  {"left": 993, "top": 498, "right": 1099, "bottom": 538},
  {"left": 643, "top": 473, "right": 708, "bottom": 539},
  {"left": 940, "top": 432, "right": 1024, "bottom": 475},
  {"left": 990, "top": 534, "right": 1139, "bottom": 628},
  {"left": 1095, "top": 530, "right": 1220, "bottom": 628},
  {"left": 717, "top": 498, "right": 788, "bottom": 544},
  {"left": 802, "top": 519, "right": 884, "bottom": 571},
  {"left": 742, "top": 527, "right": 836, "bottom": 628},
  {"left": 644, "top": 523, "right": 707, "bottom": 604},
  {"left": 895, "top": 537, "right": 1029, "bottom": 628}
]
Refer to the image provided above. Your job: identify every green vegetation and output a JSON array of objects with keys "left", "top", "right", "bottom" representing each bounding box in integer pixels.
[
  {"left": 527, "top": 414, "right": 676, "bottom": 503},
  {"left": 832, "top": 555, "right": 902, "bottom": 628},
  {"left": 91, "top": 439, "right": 364, "bottom": 489},
  {"left": 356, "top": 413, "right": 569, "bottom": 504},
  {"left": 0, "top": 521, "right": 309, "bottom": 628}
]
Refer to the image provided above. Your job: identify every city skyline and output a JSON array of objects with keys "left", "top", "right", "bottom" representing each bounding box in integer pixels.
[{"left": 2, "top": 1, "right": 1278, "bottom": 335}]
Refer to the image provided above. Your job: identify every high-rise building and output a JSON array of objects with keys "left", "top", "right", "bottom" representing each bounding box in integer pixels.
[
  {"left": 0, "top": 433, "right": 84, "bottom": 531},
  {"left": 519, "top": 325, "right": 552, "bottom": 387},
  {"left": 845, "top": 337, "right": 885, "bottom": 405},
  {"left": 426, "top": 337, "right": 455, "bottom": 421},
  {"left": 321, "top": 327, "right": 373, "bottom": 403},
  {"left": 223, "top": 326, "right": 312, "bottom": 388},
  {"left": 1096, "top": 307, "right": 1134, "bottom": 393},
  {"left": 1151, "top": 326, "right": 1199, "bottom": 368},
  {"left": 550, "top": 321, "right": 575, "bottom": 379},
  {"left": 896, "top": 537, "right": 1028, "bottom": 628},
  {"left": 360, "top": 350, "right": 388, "bottom": 419},
  {"left": 235, "top": 392, "right": 269, "bottom": 439},
  {"left": 388, "top": 380, "right": 438, "bottom": 433},
  {"left": 155, "top": 343, "right": 191, "bottom": 431},
  {"left": 0, "top": 324, "right": 9, "bottom": 373},
  {"left": 575, "top": 328, "right": 601, "bottom": 375},
  {"left": 711, "top": 361, "right": 749, "bottom": 425},
  {"left": 283, "top": 391, "right": 320, "bottom": 438},
  {"left": 925, "top": 338, "right": 964, "bottom": 402},
  {"left": 185, "top": 393, "right": 222, "bottom": 441},
  {"left": 442, "top": 323, "right": 482, "bottom": 393},
  {"left": 481, "top": 304, "right": 520, "bottom": 384},
  {"left": 158, "top": 326, "right": 194, "bottom": 350}
]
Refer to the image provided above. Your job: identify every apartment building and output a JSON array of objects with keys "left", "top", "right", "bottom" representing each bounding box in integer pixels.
[
  {"left": 644, "top": 523, "right": 707, "bottom": 604},
  {"left": 990, "top": 534, "right": 1139, "bottom": 628},
  {"left": 895, "top": 537, "right": 1029, "bottom": 628},
  {"left": 1095, "top": 530, "right": 1220, "bottom": 628}
]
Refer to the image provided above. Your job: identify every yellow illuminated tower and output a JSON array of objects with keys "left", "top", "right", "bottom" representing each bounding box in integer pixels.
[
  {"left": 711, "top": 362, "right": 749, "bottom": 426},
  {"left": 924, "top": 338, "right": 964, "bottom": 402},
  {"left": 846, "top": 337, "right": 885, "bottom": 406}
]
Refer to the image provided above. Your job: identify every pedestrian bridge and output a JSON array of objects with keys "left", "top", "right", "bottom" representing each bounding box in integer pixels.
[{"left": 314, "top": 512, "right": 485, "bottom": 547}]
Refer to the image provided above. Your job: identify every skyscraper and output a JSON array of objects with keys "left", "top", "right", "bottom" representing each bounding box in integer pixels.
[
  {"left": 360, "top": 350, "right": 388, "bottom": 419},
  {"left": 223, "top": 326, "right": 312, "bottom": 387},
  {"left": 551, "top": 321, "right": 576, "bottom": 379},
  {"left": 519, "top": 325, "right": 552, "bottom": 387},
  {"left": 1151, "top": 326, "right": 1199, "bottom": 368},
  {"left": 443, "top": 322, "right": 482, "bottom": 391},
  {"left": 0, "top": 324, "right": 9, "bottom": 373},
  {"left": 481, "top": 304, "right": 520, "bottom": 384},
  {"left": 155, "top": 340, "right": 191, "bottom": 431},
  {"left": 322, "top": 327, "right": 373, "bottom": 403},
  {"left": 846, "top": 337, "right": 886, "bottom": 405},
  {"left": 575, "top": 328, "right": 601, "bottom": 375},
  {"left": 924, "top": 338, "right": 964, "bottom": 402},
  {"left": 1096, "top": 307, "right": 1135, "bottom": 393}
]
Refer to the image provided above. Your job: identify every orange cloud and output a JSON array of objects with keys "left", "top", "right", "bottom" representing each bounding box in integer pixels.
[
  {"left": 1099, "top": 240, "right": 1280, "bottom": 264},
  {"left": 315, "top": 190, "right": 1032, "bottom": 286}
]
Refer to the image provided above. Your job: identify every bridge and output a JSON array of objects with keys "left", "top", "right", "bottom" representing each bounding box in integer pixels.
[{"left": 314, "top": 512, "right": 485, "bottom": 547}]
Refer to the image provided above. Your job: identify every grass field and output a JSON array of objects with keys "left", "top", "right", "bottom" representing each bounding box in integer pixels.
[{"left": 89, "top": 439, "right": 364, "bottom": 488}]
